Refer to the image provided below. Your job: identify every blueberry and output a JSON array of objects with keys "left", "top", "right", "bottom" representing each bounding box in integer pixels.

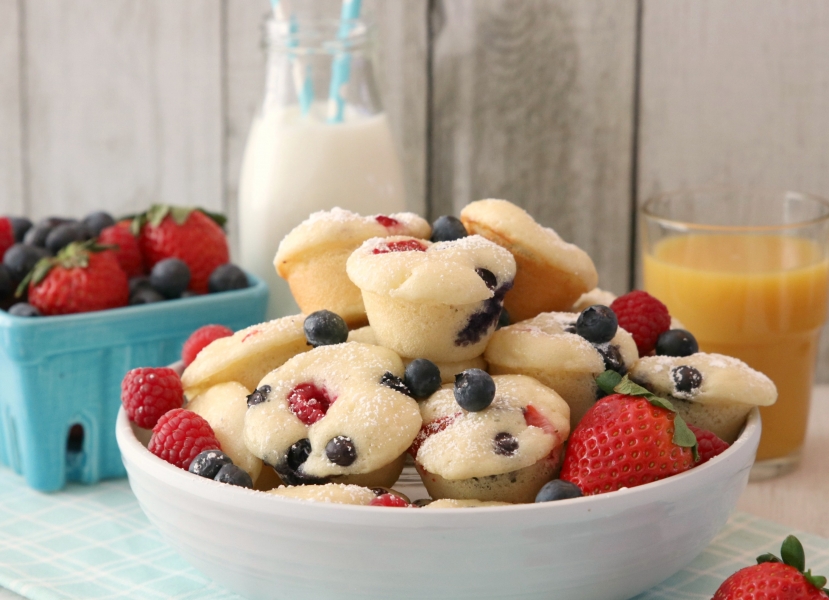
[
  {"left": 672, "top": 365, "right": 703, "bottom": 394},
  {"left": 475, "top": 268, "right": 497, "bottom": 290},
  {"left": 380, "top": 372, "right": 411, "bottom": 396},
  {"left": 23, "top": 217, "right": 68, "bottom": 247},
  {"left": 150, "top": 258, "right": 191, "bottom": 299},
  {"left": 9, "top": 302, "right": 40, "bottom": 317},
  {"left": 656, "top": 329, "right": 699, "bottom": 357},
  {"left": 325, "top": 435, "right": 357, "bottom": 466},
  {"left": 45, "top": 222, "right": 90, "bottom": 254},
  {"left": 286, "top": 438, "right": 312, "bottom": 472},
  {"left": 0, "top": 265, "right": 12, "bottom": 301},
  {"left": 493, "top": 432, "right": 519, "bottom": 456},
  {"left": 497, "top": 307, "right": 510, "bottom": 330},
  {"left": 128, "top": 276, "right": 153, "bottom": 296},
  {"left": 430, "top": 215, "right": 468, "bottom": 243},
  {"left": 404, "top": 358, "right": 442, "bottom": 399},
  {"left": 304, "top": 310, "right": 348, "bottom": 348},
  {"left": 129, "top": 287, "right": 165, "bottom": 305},
  {"left": 208, "top": 263, "right": 248, "bottom": 293},
  {"left": 454, "top": 369, "right": 496, "bottom": 412},
  {"left": 535, "top": 479, "right": 583, "bottom": 502},
  {"left": 9, "top": 217, "right": 32, "bottom": 243},
  {"left": 189, "top": 449, "right": 232, "bottom": 479},
  {"left": 214, "top": 463, "right": 253, "bottom": 488},
  {"left": 82, "top": 211, "right": 116, "bottom": 237},
  {"left": 412, "top": 498, "right": 433, "bottom": 507},
  {"left": 576, "top": 305, "right": 618, "bottom": 344},
  {"left": 3, "top": 243, "right": 50, "bottom": 281},
  {"left": 246, "top": 385, "right": 271, "bottom": 408},
  {"left": 596, "top": 344, "right": 626, "bottom": 374}
]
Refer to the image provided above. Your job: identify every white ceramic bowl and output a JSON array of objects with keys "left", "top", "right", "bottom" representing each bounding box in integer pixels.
[{"left": 116, "top": 406, "right": 760, "bottom": 600}]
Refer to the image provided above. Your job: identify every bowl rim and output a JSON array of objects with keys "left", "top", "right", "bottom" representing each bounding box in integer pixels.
[{"left": 116, "top": 403, "right": 760, "bottom": 520}]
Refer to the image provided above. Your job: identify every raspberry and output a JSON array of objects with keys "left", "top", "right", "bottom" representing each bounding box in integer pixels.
[
  {"left": 688, "top": 424, "right": 730, "bottom": 465},
  {"left": 148, "top": 408, "right": 221, "bottom": 469},
  {"left": 372, "top": 239, "right": 427, "bottom": 254},
  {"left": 181, "top": 324, "right": 234, "bottom": 366},
  {"left": 610, "top": 290, "right": 671, "bottom": 355},
  {"left": 370, "top": 493, "right": 411, "bottom": 507},
  {"left": 287, "top": 382, "right": 336, "bottom": 425},
  {"left": 99, "top": 222, "right": 145, "bottom": 278},
  {"left": 121, "top": 367, "right": 184, "bottom": 429}
]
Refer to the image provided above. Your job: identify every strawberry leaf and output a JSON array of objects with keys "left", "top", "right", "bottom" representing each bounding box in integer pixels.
[
  {"left": 804, "top": 571, "right": 827, "bottom": 590},
  {"left": 596, "top": 370, "right": 622, "bottom": 395},
  {"left": 169, "top": 206, "right": 194, "bottom": 225},
  {"left": 597, "top": 372, "right": 699, "bottom": 460},
  {"left": 781, "top": 535, "right": 806, "bottom": 572},
  {"left": 148, "top": 204, "right": 173, "bottom": 227},
  {"left": 756, "top": 553, "right": 781, "bottom": 564}
]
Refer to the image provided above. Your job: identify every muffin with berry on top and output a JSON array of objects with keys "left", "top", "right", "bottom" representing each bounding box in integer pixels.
[
  {"left": 411, "top": 371, "right": 570, "bottom": 504},
  {"left": 346, "top": 234, "right": 516, "bottom": 363},
  {"left": 244, "top": 341, "right": 422, "bottom": 488},
  {"left": 274, "top": 208, "right": 430, "bottom": 327},
  {"left": 460, "top": 199, "right": 598, "bottom": 322},
  {"left": 485, "top": 306, "right": 638, "bottom": 429}
]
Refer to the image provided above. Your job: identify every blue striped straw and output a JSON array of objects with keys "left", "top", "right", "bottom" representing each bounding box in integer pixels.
[
  {"left": 327, "top": 0, "right": 362, "bottom": 124},
  {"left": 271, "top": 0, "right": 313, "bottom": 116}
]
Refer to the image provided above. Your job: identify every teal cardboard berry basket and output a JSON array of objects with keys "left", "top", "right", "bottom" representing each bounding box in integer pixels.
[{"left": 0, "top": 273, "right": 268, "bottom": 492}]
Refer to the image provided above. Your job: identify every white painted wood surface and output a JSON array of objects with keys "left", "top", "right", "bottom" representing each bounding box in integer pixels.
[
  {"left": 430, "top": 0, "right": 638, "bottom": 296},
  {"left": 0, "top": 0, "right": 24, "bottom": 215}
]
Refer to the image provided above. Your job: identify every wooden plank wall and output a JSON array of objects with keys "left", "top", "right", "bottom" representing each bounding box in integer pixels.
[{"left": 2, "top": 0, "right": 829, "bottom": 379}]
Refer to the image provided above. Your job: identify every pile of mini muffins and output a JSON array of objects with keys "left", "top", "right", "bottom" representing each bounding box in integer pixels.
[{"left": 167, "top": 199, "right": 777, "bottom": 508}]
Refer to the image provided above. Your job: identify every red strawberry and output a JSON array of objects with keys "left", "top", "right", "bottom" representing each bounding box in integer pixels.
[
  {"left": 610, "top": 290, "right": 671, "bottom": 355},
  {"left": 713, "top": 535, "right": 828, "bottom": 599},
  {"left": 121, "top": 367, "right": 184, "bottom": 429},
  {"left": 148, "top": 408, "right": 221, "bottom": 469},
  {"left": 0, "top": 217, "right": 14, "bottom": 260},
  {"left": 688, "top": 424, "right": 729, "bottom": 465},
  {"left": 133, "top": 205, "right": 229, "bottom": 294},
  {"left": 408, "top": 414, "right": 460, "bottom": 457},
  {"left": 26, "top": 241, "right": 129, "bottom": 315},
  {"left": 98, "top": 221, "right": 145, "bottom": 278},
  {"left": 560, "top": 389, "right": 695, "bottom": 495},
  {"left": 181, "top": 324, "right": 234, "bottom": 367}
]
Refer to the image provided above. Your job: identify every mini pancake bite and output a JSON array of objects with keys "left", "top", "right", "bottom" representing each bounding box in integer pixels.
[
  {"left": 460, "top": 199, "right": 598, "bottom": 322},
  {"left": 347, "top": 325, "right": 487, "bottom": 383},
  {"left": 244, "top": 342, "right": 422, "bottom": 488},
  {"left": 628, "top": 353, "right": 777, "bottom": 443},
  {"left": 267, "top": 483, "right": 377, "bottom": 505},
  {"left": 412, "top": 374, "right": 570, "bottom": 504},
  {"left": 485, "top": 310, "right": 638, "bottom": 429},
  {"left": 274, "top": 208, "right": 431, "bottom": 327},
  {"left": 181, "top": 315, "right": 309, "bottom": 399},
  {"left": 186, "top": 381, "right": 264, "bottom": 485},
  {"left": 346, "top": 234, "right": 516, "bottom": 363}
]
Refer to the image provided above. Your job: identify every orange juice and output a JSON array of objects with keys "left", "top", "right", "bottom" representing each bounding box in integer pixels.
[{"left": 643, "top": 234, "right": 829, "bottom": 461}]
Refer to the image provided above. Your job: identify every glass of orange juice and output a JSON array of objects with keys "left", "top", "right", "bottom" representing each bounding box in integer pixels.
[{"left": 641, "top": 188, "right": 829, "bottom": 480}]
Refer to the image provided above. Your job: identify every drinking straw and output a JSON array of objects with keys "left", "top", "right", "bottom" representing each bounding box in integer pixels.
[
  {"left": 271, "top": 0, "right": 313, "bottom": 116},
  {"left": 326, "top": 0, "right": 362, "bottom": 123}
]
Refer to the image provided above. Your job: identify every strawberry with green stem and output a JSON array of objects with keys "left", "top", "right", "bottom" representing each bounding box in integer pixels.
[
  {"left": 559, "top": 370, "right": 699, "bottom": 495},
  {"left": 22, "top": 241, "right": 129, "bottom": 315},
  {"left": 132, "top": 205, "right": 229, "bottom": 294},
  {"left": 713, "top": 535, "right": 829, "bottom": 599}
]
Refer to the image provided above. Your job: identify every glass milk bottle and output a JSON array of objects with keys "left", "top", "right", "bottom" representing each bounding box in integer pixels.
[{"left": 238, "top": 19, "right": 406, "bottom": 319}]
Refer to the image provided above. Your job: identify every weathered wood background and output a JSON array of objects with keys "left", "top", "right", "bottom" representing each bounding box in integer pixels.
[{"left": 2, "top": 0, "right": 829, "bottom": 379}]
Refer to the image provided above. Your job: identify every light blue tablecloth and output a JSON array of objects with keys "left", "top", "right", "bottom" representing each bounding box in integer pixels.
[{"left": 1, "top": 467, "right": 827, "bottom": 600}]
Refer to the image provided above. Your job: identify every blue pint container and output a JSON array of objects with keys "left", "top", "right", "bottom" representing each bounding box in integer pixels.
[{"left": 0, "top": 274, "right": 268, "bottom": 491}]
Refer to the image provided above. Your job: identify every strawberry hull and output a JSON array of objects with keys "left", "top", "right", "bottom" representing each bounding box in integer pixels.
[{"left": 0, "top": 273, "right": 267, "bottom": 491}]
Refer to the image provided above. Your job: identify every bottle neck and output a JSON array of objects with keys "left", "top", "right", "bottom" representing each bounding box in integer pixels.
[{"left": 262, "top": 18, "right": 382, "bottom": 122}]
